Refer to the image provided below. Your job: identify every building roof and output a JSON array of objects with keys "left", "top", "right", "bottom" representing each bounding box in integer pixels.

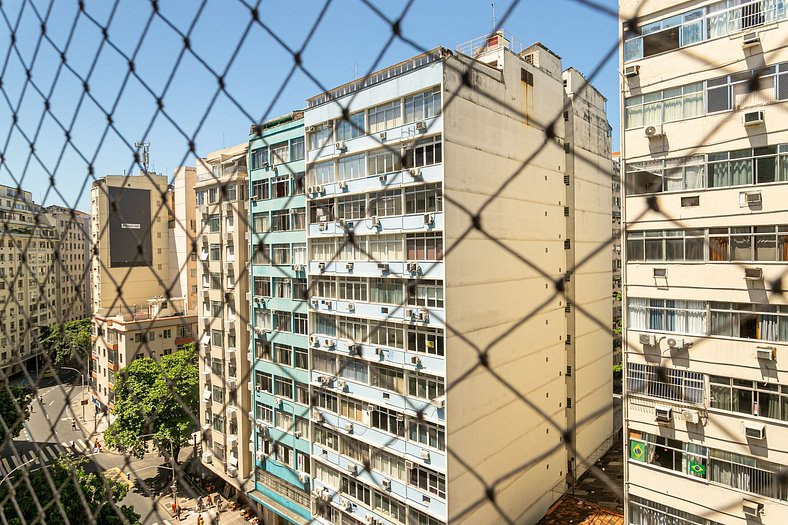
[{"left": 538, "top": 496, "right": 624, "bottom": 525}]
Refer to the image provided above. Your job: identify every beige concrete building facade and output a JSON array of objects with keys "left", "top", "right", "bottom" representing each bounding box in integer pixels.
[
  {"left": 302, "top": 34, "right": 613, "bottom": 525},
  {"left": 45, "top": 206, "right": 91, "bottom": 323},
  {"left": 194, "top": 145, "right": 253, "bottom": 493},
  {"left": 620, "top": 1, "right": 788, "bottom": 523},
  {"left": 90, "top": 172, "right": 197, "bottom": 409},
  {"left": 173, "top": 166, "right": 199, "bottom": 312}
]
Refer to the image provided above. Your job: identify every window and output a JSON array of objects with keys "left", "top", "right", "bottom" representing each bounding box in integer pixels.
[
  {"left": 370, "top": 405, "right": 405, "bottom": 436},
  {"left": 404, "top": 135, "right": 443, "bottom": 169},
  {"left": 373, "top": 491, "right": 406, "bottom": 523},
  {"left": 368, "top": 148, "right": 402, "bottom": 176},
  {"left": 626, "top": 229, "right": 705, "bottom": 261},
  {"left": 211, "top": 329, "right": 223, "bottom": 347},
  {"left": 624, "top": 83, "right": 703, "bottom": 129},
  {"left": 409, "top": 464, "right": 446, "bottom": 498},
  {"left": 275, "top": 442, "right": 293, "bottom": 467},
  {"left": 274, "top": 344, "right": 292, "bottom": 366},
  {"left": 272, "top": 175, "right": 289, "bottom": 198},
  {"left": 627, "top": 363, "right": 703, "bottom": 404},
  {"left": 308, "top": 160, "right": 335, "bottom": 186},
  {"left": 370, "top": 278, "right": 403, "bottom": 305},
  {"left": 406, "top": 233, "right": 443, "bottom": 260},
  {"left": 290, "top": 137, "right": 305, "bottom": 161},
  {"left": 212, "top": 415, "right": 225, "bottom": 433},
  {"left": 294, "top": 314, "right": 308, "bottom": 336},
  {"left": 627, "top": 298, "right": 707, "bottom": 335},
  {"left": 336, "top": 194, "right": 366, "bottom": 220},
  {"left": 271, "top": 244, "right": 290, "bottom": 265},
  {"left": 294, "top": 347, "right": 308, "bottom": 369},
  {"left": 275, "top": 376, "right": 293, "bottom": 399},
  {"left": 710, "top": 375, "right": 788, "bottom": 421},
  {"left": 338, "top": 356, "right": 368, "bottom": 383},
  {"left": 316, "top": 390, "right": 338, "bottom": 413},
  {"left": 410, "top": 419, "right": 445, "bottom": 450},
  {"left": 371, "top": 449, "right": 406, "bottom": 481},
  {"left": 371, "top": 364, "right": 404, "bottom": 393},
  {"left": 252, "top": 212, "right": 270, "bottom": 234},
  {"left": 273, "top": 311, "right": 292, "bottom": 332},
  {"left": 251, "top": 180, "right": 269, "bottom": 200},
  {"left": 710, "top": 302, "right": 788, "bottom": 342},
  {"left": 255, "top": 371, "right": 273, "bottom": 393},
  {"left": 315, "top": 463, "right": 340, "bottom": 490},
  {"left": 341, "top": 476, "right": 371, "bottom": 505},
  {"left": 251, "top": 147, "right": 268, "bottom": 169},
  {"left": 340, "top": 397, "right": 365, "bottom": 422},
  {"left": 271, "top": 210, "right": 290, "bottom": 232},
  {"left": 629, "top": 495, "right": 724, "bottom": 525},
  {"left": 708, "top": 146, "right": 788, "bottom": 188},
  {"left": 254, "top": 276, "right": 271, "bottom": 297},
  {"left": 270, "top": 142, "right": 289, "bottom": 165},
  {"left": 211, "top": 386, "right": 225, "bottom": 405},
  {"left": 209, "top": 244, "right": 220, "bottom": 261},
  {"left": 276, "top": 411, "right": 293, "bottom": 432},
  {"left": 315, "top": 426, "right": 340, "bottom": 451},
  {"left": 368, "top": 235, "right": 404, "bottom": 261},
  {"left": 369, "top": 100, "right": 401, "bottom": 133},
  {"left": 336, "top": 112, "right": 365, "bottom": 141},
  {"left": 408, "top": 374, "right": 445, "bottom": 401},
  {"left": 405, "top": 183, "right": 442, "bottom": 214},
  {"left": 291, "top": 208, "right": 306, "bottom": 230},
  {"left": 207, "top": 215, "right": 220, "bottom": 233},
  {"left": 408, "top": 280, "right": 444, "bottom": 308},
  {"left": 308, "top": 122, "right": 333, "bottom": 151},
  {"left": 368, "top": 321, "right": 405, "bottom": 349},
  {"left": 368, "top": 189, "right": 402, "bottom": 217},
  {"left": 293, "top": 243, "right": 306, "bottom": 265},
  {"left": 626, "top": 156, "right": 706, "bottom": 194},
  {"left": 404, "top": 87, "right": 441, "bottom": 123},
  {"left": 337, "top": 278, "right": 368, "bottom": 302}
]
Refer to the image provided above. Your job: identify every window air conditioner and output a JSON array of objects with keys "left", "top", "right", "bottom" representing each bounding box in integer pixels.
[
  {"left": 347, "top": 463, "right": 358, "bottom": 474},
  {"left": 415, "top": 121, "right": 427, "bottom": 131},
  {"left": 347, "top": 303, "right": 355, "bottom": 312},
  {"left": 756, "top": 346, "right": 776, "bottom": 361},
  {"left": 314, "top": 185, "right": 324, "bottom": 194},
  {"left": 309, "top": 334, "right": 319, "bottom": 345},
  {"left": 744, "top": 422, "right": 765, "bottom": 440},
  {"left": 653, "top": 268, "right": 667, "bottom": 278},
  {"left": 344, "top": 423, "right": 354, "bottom": 433},
  {"left": 639, "top": 333, "right": 656, "bottom": 346},
  {"left": 335, "top": 140, "right": 346, "bottom": 151},
  {"left": 346, "top": 262, "right": 354, "bottom": 270},
  {"left": 666, "top": 337, "right": 685, "bottom": 349},
  {"left": 323, "top": 339, "right": 334, "bottom": 347},
  {"left": 338, "top": 180, "right": 347, "bottom": 189},
  {"left": 423, "top": 213, "right": 434, "bottom": 225},
  {"left": 744, "top": 267, "right": 763, "bottom": 280},
  {"left": 432, "top": 396, "right": 446, "bottom": 409},
  {"left": 337, "top": 379, "right": 347, "bottom": 390},
  {"left": 371, "top": 216, "right": 380, "bottom": 227},
  {"left": 419, "top": 310, "right": 429, "bottom": 322},
  {"left": 742, "top": 500, "right": 764, "bottom": 518},
  {"left": 377, "top": 263, "right": 389, "bottom": 271},
  {"left": 379, "top": 132, "right": 387, "bottom": 140},
  {"left": 381, "top": 479, "right": 391, "bottom": 490},
  {"left": 655, "top": 405, "right": 673, "bottom": 422},
  {"left": 411, "top": 356, "right": 421, "bottom": 366},
  {"left": 375, "top": 347, "right": 383, "bottom": 356},
  {"left": 420, "top": 449, "right": 430, "bottom": 461},
  {"left": 644, "top": 124, "right": 664, "bottom": 138},
  {"left": 318, "top": 375, "right": 331, "bottom": 385},
  {"left": 298, "top": 471, "right": 309, "bottom": 483},
  {"left": 742, "top": 32, "right": 760, "bottom": 48},
  {"left": 409, "top": 167, "right": 422, "bottom": 178},
  {"left": 680, "top": 409, "right": 700, "bottom": 424},
  {"left": 745, "top": 192, "right": 762, "bottom": 205},
  {"left": 743, "top": 110, "right": 764, "bottom": 126},
  {"left": 623, "top": 64, "right": 640, "bottom": 77},
  {"left": 318, "top": 262, "right": 326, "bottom": 271},
  {"left": 407, "top": 262, "right": 421, "bottom": 273}
]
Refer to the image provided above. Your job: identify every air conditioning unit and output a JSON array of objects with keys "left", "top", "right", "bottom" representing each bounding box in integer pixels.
[
  {"left": 742, "top": 499, "right": 764, "bottom": 518},
  {"left": 419, "top": 310, "right": 429, "bottom": 322},
  {"left": 411, "top": 356, "right": 421, "bottom": 366},
  {"left": 377, "top": 263, "right": 389, "bottom": 272},
  {"left": 337, "top": 379, "right": 347, "bottom": 390},
  {"left": 680, "top": 409, "right": 700, "bottom": 424},
  {"left": 432, "top": 396, "right": 446, "bottom": 409},
  {"left": 346, "top": 262, "right": 354, "bottom": 271},
  {"left": 318, "top": 262, "right": 326, "bottom": 271},
  {"left": 347, "top": 303, "right": 355, "bottom": 312},
  {"left": 324, "top": 338, "right": 334, "bottom": 347},
  {"left": 315, "top": 185, "right": 324, "bottom": 194},
  {"left": 344, "top": 423, "right": 354, "bottom": 433},
  {"left": 297, "top": 471, "right": 309, "bottom": 483},
  {"left": 406, "top": 262, "right": 421, "bottom": 273},
  {"left": 255, "top": 450, "right": 265, "bottom": 460},
  {"left": 379, "top": 132, "right": 387, "bottom": 140},
  {"left": 743, "top": 110, "right": 764, "bottom": 126},
  {"left": 420, "top": 449, "right": 430, "bottom": 461},
  {"left": 653, "top": 268, "right": 667, "bottom": 277},
  {"left": 341, "top": 497, "right": 353, "bottom": 511},
  {"left": 666, "top": 337, "right": 685, "bottom": 349},
  {"left": 337, "top": 218, "right": 347, "bottom": 228},
  {"left": 423, "top": 213, "right": 434, "bottom": 225},
  {"left": 318, "top": 375, "right": 331, "bottom": 385},
  {"left": 409, "top": 167, "right": 422, "bottom": 178},
  {"left": 623, "top": 64, "right": 640, "bottom": 77},
  {"left": 309, "top": 334, "right": 319, "bottom": 345},
  {"left": 338, "top": 180, "right": 348, "bottom": 189},
  {"left": 201, "top": 451, "right": 213, "bottom": 464},
  {"left": 292, "top": 263, "right": 303, "bottom": 271},
  {"left": 335, "top": 140, "right": 347, "bottom": 151},
  {"left": 381, "top": 479, "right": 391, "bottom": 490},
  {"left": 307, "top": 185, "right": 315, "bottom": 194},
  {"left": 318, "top": 223, "right": 327, "bottom": 232},
  {"left": 744, "top": 422, "right": 765, "bottom": 440},
  {"left": 744, "top": 267, "right": 763, "bottom": 280},
  {"left": 347, "top": 463, "right": 358, "bottom": 474},
  {"left": 756, "top": 346, "right": 776, "bottom": 361},
  {"left": 415, "top": 121, "right": 427, "bottom": 131},
  {"left": 375, "top": 347, "right": 383, "bottom": 356},
  {"left": 639, "top": 333, "right": 656, "bottom": 346},
  {"left": 644, "top": 124, "right": 664, "bottom": 138},
  {"left": 742, "top": 32, "right": 760, "bottom": 48},
  {"left": 378, "top": 174, "right": 386, "bottom": 182},
  {"left": 306, "top": 125, "right": 317, "bottom": 132},
  {"left": 371, "top": 216, "right": 380, "bottom": 227},
  {"left": 655, "top": 405, "right": 673, "bottom": 422}
]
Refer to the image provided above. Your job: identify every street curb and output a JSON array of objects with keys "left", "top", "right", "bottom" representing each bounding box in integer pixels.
[{"left": 69, "top": 393, "right": 126, "bottom": 457}]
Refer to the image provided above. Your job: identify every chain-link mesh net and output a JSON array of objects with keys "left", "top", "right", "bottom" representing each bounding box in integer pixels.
[{"left": 0, "top": 0, "right": 785, "bottom": 524}]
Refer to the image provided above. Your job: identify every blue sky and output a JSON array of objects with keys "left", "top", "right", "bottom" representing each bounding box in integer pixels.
[{"left": 0, "top": 0, "right": 619, "bottom": 211}]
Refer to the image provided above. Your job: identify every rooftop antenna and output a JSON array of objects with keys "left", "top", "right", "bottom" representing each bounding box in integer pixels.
[
  {"left": 491, "top": 0, "right": 496, "bottom": 32},
  {"left": 134, "top": 141, "right": 151, "bottom": 173},
  {"left": 354, "top": 63, "right": 358, "bottom": 79}
]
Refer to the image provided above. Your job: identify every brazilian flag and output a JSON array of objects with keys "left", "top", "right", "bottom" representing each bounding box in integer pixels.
[
  {"left": 688, "top": 459, "right": 707, "bottom": 477},
  {"left": 630, "top": 440, "right": 646, "bottom": 462}
]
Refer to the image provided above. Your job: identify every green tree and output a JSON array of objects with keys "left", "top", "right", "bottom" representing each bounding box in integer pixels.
[
  {"left": 104, "top": 344, "right": 199, "bottom": 465},
  {"left": 0, "top": 385, "right": 32, "bottom": 444},
  {"left": 0, "top": 454, "right": 140, "bottom": 524},
  {"left": 39, "top": 318, "right": 92, "bottom": 366}
]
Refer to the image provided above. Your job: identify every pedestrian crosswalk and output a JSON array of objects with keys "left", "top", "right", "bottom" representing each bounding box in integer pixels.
[{"left": 0, "top": 439, "right": 96, "bottom": 475}]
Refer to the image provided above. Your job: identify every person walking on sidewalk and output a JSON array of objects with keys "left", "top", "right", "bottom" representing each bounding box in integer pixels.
[{"left": 71, "top": 420, "right": 77, "bottom": 431}]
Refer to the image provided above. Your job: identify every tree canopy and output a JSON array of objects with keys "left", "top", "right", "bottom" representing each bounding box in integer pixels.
[
  {"left": 103, "top": 344, "right": 199, "bottom": 462},
  {"left": 39, "top": 318, "right": 92, "bottom": 366},
  {"left": 0, "top": 385, "right": 32, "bottom": 445},
  {"left": 0, "top": 454, "right": 140, "bottom": 524}
]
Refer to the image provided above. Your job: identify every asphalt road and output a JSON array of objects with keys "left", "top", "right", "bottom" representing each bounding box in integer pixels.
[{"left": 1, "top": 377, "right": 197, "bottom": 525}]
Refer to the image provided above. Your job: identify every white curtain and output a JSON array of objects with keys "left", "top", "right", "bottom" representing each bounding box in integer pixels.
[{"left": 629, "top": 298, "right": 649, "bottom": 330}]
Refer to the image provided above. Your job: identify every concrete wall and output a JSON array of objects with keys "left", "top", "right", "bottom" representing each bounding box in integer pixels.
[{"left": 173, "top": 166, "right": 197, "bottom": 312}]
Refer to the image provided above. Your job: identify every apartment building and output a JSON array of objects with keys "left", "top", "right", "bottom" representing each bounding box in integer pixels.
[
  {"left": 0, "top": 186, "right": 59, "bottom": 375},
  {"left": 281, "top": 33, "right": 613, "bottom": 525},
  {"left": 172, "top": 166, "right": 199, "bottom": 312},
  {"left": 244, "top": 114, "right": 312, "bottom": 524},
  {"left": 612, "top": 153, "right": 623, "bottom": 366},
  {"left": 194, "top": 145, "right": 254, "bottom": 498},
  {"left": 90, "top": 172, "right": 196, "bottom": 409},
  {"left": 44, "top": 206, "right": 91, "bottom": 322},
  {"left": 620, "top": 1, "right": 788, "bottom": 523}
]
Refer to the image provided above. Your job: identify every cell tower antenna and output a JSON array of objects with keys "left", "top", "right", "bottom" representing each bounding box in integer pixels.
[
  {"left": 134, "top": 141, "right": 151, "bottom": 173},
  {"left": 491, "top": 1, "right": 496, "bottom": 32}
]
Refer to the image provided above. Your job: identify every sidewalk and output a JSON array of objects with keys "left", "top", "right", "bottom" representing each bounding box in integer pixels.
[
  {"left": 157, "top": 494, "right": 259, "bottom": 524},
  {"left": 68, "top": 387, "right": 116, "bottom": 453}
]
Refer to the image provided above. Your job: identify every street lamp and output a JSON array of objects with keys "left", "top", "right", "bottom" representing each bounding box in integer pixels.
[
  {"left": 59, "top": 366, "right": 85, "bottom": 421},
  {"left": 0, "top": 457, "right": 37, "bottom": 485}
]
